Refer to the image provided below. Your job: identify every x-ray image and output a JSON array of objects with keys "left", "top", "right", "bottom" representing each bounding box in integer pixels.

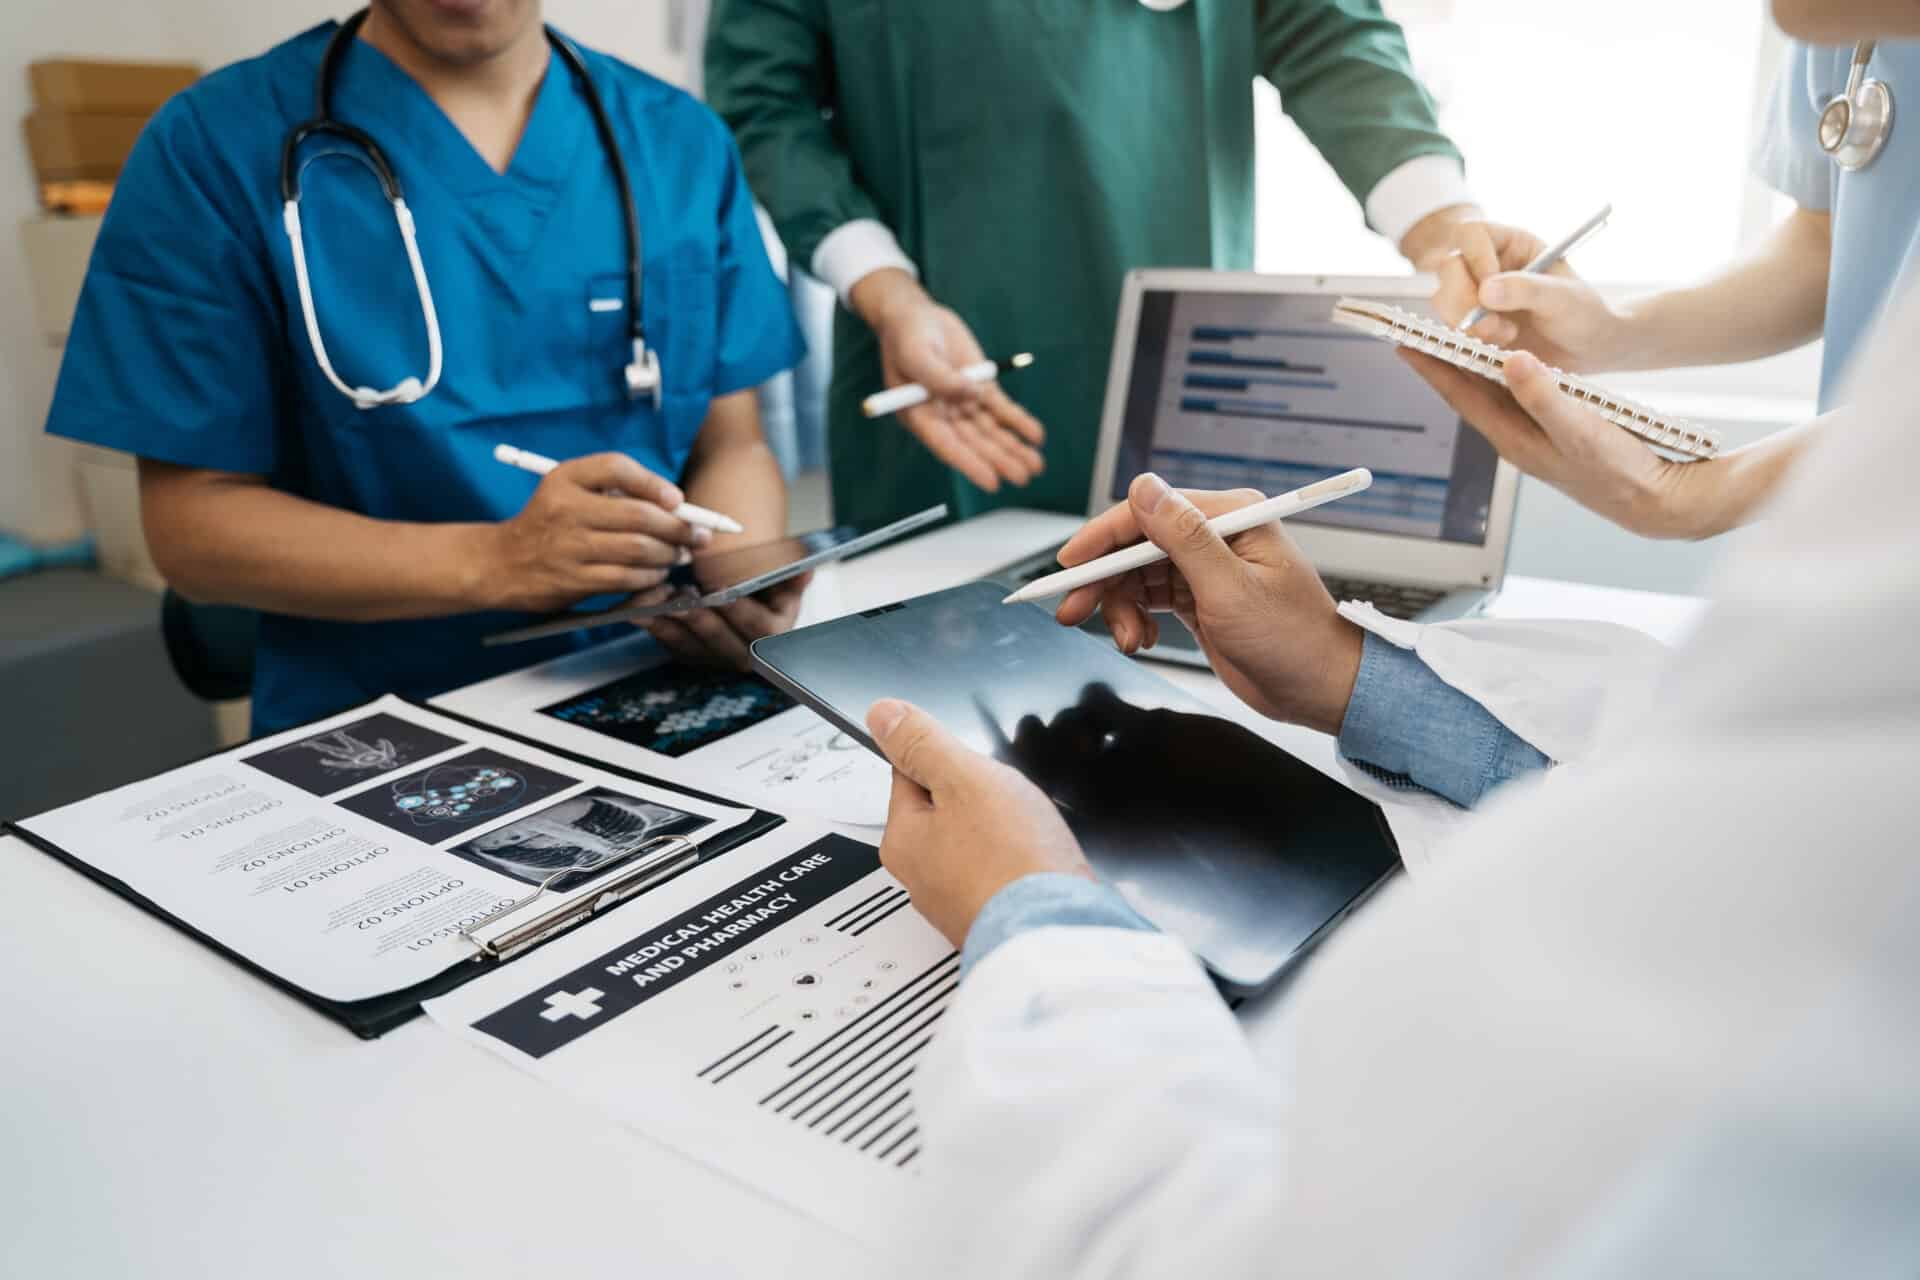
[
  {"left": 241, "top": 712, "right": 465, "bottom": 796},
  {"left": 447, "top": 787, "right": 713, "bottom": 891}
]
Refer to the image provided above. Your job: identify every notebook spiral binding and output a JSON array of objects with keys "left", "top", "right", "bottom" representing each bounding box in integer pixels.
[{"left": 1330, "top": 298, "right": 1721, "bottom": 461}]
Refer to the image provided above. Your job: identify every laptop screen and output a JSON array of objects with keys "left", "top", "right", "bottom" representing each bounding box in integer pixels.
[{"left": 1113, "top": 288, "right": 1501, "bottom": 546}]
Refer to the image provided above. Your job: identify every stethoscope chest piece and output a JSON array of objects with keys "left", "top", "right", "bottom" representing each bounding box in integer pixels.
[
  {"left": 1821, "top": 41, "right": 1894, "bottom": 173},
  {"left": 625, "top": 340, "right": 662, "bottom": 408}
]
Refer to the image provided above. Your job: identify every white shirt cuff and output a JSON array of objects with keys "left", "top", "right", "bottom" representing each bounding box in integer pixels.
[
  {"left": 1363, "top": 153, "right": 1476, "bottom": 247},
  {"left": 810, "top": 219, "right": 919, "bottom": 305}
]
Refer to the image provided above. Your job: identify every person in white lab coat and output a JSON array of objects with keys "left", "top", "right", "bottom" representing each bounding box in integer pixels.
[{"left": 848, "top": 10, "right": 1919, "bottom": 1274}]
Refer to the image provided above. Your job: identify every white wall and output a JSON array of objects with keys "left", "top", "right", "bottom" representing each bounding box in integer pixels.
[{"left": 0, "top": 0, "right": 679, "bottom": 540}]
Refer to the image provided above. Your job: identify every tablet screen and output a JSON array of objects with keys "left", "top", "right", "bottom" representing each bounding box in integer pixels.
[{"left": 751, "top": 581, "right": 1401, "bottom": 992}]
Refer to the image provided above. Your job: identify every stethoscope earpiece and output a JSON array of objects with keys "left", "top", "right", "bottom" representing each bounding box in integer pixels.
[{"left": 1820, "top": 40, "right": 1894, "bottom": 173}]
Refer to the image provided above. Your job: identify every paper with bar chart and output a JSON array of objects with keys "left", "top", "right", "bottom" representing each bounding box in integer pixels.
[
  {"left": 425, "top": 824, "right": 954, "bottom": 1243},
  {"left": 1142, "top": 292, "right": 1481, "bottom": 541}
]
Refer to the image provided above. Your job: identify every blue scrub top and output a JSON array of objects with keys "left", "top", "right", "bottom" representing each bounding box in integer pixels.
[
  {"left": 1756, "top": 39, "right": 1920, "bottom": 408},
  {"left": 46, "top": 23, "right": 803, "bottom": 734}
]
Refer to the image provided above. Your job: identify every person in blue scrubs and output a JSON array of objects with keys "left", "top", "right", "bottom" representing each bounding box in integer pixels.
[
  {"left": 45, "top": 0, "right": 804, "bottom": 735},
  {"left": 1420, "top": 35, "right": 1920, "bottom": 544}
]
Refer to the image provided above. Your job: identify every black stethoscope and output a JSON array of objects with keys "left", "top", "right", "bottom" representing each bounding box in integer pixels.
[
  {"left": 1819, "top": 40, "right": 1895, "bottom": 173},
  {"left": 278, "top": 7, "right": 659, "bottom": 410}
]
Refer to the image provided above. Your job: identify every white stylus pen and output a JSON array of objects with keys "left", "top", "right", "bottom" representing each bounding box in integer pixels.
[
  {"left": 1002, "top": 468, "right": 1373, "bottom": 605},
  {"left": 861, "top": 352, "right": 1035, "bottom": 419},
  {"left": 492, "top": 443, "right": 745, "bottom": 534}
]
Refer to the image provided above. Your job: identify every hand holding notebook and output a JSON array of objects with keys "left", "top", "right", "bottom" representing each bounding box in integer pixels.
[
  {"left": 1398, "top": 338, "right": 1802, "bottom": 542},
  {"left": 1331, "top": 298, "right": 1721, "bottom": 461}
]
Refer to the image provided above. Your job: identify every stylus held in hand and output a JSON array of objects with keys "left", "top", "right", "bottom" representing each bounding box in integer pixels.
[
  {"left": 492, "top": 443, "right": 744, "bottom": 534},
  {"left": 1002, "top": 468, "right": 1373, "bottom": 605},
  {"left": 861, "top": 352, "right": 1035, "bottom": 419}
]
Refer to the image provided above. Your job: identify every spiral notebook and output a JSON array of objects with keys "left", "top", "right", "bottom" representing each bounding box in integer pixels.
[{"left": 1331, "top": 298, "right": 1721, "bottom": 461}]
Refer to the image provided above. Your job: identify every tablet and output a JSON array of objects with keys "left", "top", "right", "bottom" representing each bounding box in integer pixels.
[
  {"left": 485, "top": 505, "right": 946, "bottom": 646},
  {"left": 750, "top": 581, "right": 1401, "bottom": 994}
]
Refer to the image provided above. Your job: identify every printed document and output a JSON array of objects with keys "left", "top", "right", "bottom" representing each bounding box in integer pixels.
[
  {"left": 426, "top": 824, "right": 954, "bottom": 1242},
  {"left": 17, "top": 696, "right": 754, "bottom": 1001},
  {"left": 433, "top": 634, "right": 893, "bottom": 827}
]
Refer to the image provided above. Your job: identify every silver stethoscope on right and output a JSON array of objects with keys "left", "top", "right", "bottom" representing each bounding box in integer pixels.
[{"left": 1819, "top": 41, "right": 1895, "bottom": 172}]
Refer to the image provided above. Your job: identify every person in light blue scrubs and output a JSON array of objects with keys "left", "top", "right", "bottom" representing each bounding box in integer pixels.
[
  {"left": 1426, "top": 36, "right": 1920, "bottom": 544},
  {"left": 46, "top": 1, "right": 804, "bottom": 735},
  {"left": 1758, "top": 38, "right": 1920, "bottom": 407}
]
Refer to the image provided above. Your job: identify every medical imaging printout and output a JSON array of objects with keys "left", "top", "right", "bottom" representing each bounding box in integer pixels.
[
  {"left": 433, "top": 633, "right": 893, "bottom": 828},
  {"left": 426, "top": 823, "right": 956, "bottom": 1243},
  {"left": 16, "top": 695, "right": 755, "bottom": 1002}
]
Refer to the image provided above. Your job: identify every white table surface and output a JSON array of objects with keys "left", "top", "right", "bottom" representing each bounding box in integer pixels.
[{"left": 0, "top": 512, "right": 1706, "bottom": 1279}]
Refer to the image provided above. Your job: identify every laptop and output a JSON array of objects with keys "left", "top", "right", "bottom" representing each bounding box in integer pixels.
[{"left": 991, "top": 271, "right": 1522, "bottom": 665}]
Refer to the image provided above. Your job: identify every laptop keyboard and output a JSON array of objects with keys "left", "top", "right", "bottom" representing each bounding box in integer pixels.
[{"left": 1321, "top": 575, "right": 1447, "bottom": 620}]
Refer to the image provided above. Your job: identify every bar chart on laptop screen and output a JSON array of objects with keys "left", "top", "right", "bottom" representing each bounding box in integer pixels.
[{"left": 1149, "top": 293, "right": 1467, "bottom": 539}]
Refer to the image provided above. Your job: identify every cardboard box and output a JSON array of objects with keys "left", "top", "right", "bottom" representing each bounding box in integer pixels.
[
  {"left": 41, "top": 180, "right": 114, "bottom": 216},
  {"left": 29, "top": 59, "right": 199, "bottom": 113},
  {"left": 24, "top": 110, "right": 151, "bottom": 183},
  {"left": 20, "top": 213, "right": 101, "bottom": 345}
]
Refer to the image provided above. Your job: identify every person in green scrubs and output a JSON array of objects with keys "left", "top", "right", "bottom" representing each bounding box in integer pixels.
[{"left": 706, "top": 0, "right": 1488, "bottom": 528}]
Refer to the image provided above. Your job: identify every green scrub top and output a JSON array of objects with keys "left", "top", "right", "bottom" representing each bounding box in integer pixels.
[{"left": 708, "top": 0, "right": 1459, "bottom": 528}]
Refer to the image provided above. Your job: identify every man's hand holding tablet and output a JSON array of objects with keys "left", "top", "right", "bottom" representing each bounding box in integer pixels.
[{"left": 856, "top": 474, "right": 1383, "bottom": 948}]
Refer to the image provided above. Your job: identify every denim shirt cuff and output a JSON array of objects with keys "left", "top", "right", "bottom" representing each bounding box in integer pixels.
[{"left": 1337, "top": 630, "right": 1551, "bottom": 809}]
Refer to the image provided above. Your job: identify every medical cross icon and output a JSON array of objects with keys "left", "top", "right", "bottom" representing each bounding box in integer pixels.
[{"left": 539, "top": 987, "right": 606, "bottom": 1022}]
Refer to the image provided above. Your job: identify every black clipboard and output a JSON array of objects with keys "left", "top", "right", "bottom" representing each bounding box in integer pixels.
[{"left": 3, "top": 696, "right": 784, "bottom": 1040}]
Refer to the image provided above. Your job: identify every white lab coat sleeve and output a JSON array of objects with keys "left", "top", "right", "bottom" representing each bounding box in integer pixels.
[
  {"left": 1336, "top": 602, "right": 1671, "bottom": 764},
  {"left": 893, "top": 926, "right": 1280, "bottom": 1280}
]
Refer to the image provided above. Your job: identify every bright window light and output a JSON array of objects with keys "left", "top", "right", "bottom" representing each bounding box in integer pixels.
[{"left": 1254, "top": 0, "right": 1771, "bottom": 286}]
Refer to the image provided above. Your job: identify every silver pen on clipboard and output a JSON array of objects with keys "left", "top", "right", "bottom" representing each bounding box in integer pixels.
[
  {"left": 458, "top": 831, "right": 708, "bottom": 962},
  {"left": 1460, "top": 202, "right": 1612, "bottom": 331}
]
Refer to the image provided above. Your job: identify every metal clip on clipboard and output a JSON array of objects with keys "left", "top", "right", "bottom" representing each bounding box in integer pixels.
[{"left": 458, "top": 832, "right": 704, "bottom": 963}]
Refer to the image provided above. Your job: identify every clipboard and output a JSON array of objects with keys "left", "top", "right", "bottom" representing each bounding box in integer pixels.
[{"left": 3, "top": 697, "right": 785, "bottom": 1039}]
